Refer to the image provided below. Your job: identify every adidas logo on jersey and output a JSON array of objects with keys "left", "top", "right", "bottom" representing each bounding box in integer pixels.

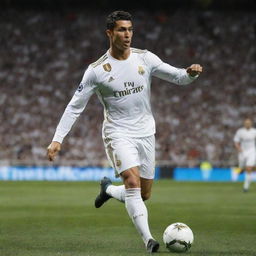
[{"left": 108, "top": 76, "right": 114, "bottom": 82}]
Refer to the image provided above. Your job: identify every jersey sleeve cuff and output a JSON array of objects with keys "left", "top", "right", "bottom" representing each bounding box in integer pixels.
[
  {"left": 188, "top": 73, "right": 199, "bottom": 80},
  {"left": 52, "top": 134, "right": 64, "bottom": 144}
]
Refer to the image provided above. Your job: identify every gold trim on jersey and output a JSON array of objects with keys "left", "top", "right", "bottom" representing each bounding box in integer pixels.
[
  {"left": 105, "top": 141, "right": 120, "bottom": 177},
  {"left": 95, "top": 89, "right": 111, "bottom": 123},
  {"left": 106, "top": 143, "right": 115, "bottom": 166},
  {"left": 91, "top": 54, "right": 108, "bottom": 68},
  {"left": 104, "top": 137, "right": 112, "bottom": 144}
]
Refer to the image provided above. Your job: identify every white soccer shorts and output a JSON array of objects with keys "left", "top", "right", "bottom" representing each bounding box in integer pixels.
[
  {"left": 104, "top": 135, "right": 155, "bottom": 179},
  {"left": 238, "top": 150, "right": 256, "bottom": 168}
]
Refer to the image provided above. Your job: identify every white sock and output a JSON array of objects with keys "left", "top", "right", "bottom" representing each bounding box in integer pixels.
[
  {"left": 244, "top": 172, "right": 252, "bottom": 190},
  {"left": 106, "top": 185, "right": 125, "bottom": 203},
  {"left": 125, "top": 188, "right": 153, "bottom": 246}
]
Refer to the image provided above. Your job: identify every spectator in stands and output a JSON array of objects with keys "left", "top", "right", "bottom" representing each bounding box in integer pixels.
[{"left": 0, "top": 9, "right": 255, "bottom": 167}]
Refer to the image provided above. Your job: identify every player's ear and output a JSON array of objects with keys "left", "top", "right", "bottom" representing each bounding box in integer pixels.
[{"left": 106, "top": 29, "right": 112, "bottom": 38}]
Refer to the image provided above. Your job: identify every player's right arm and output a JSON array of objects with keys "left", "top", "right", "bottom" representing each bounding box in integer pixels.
[
  {"left": 47, "top": 65, "right": 97, "bottom": 161},
  {"left": 234, "top": 129, "right": 242, "bottom": 153}
]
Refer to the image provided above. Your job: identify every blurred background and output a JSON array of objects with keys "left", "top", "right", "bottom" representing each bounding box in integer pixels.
[{"left": 0, "top": 0, "right": 256, "bottom": 181}]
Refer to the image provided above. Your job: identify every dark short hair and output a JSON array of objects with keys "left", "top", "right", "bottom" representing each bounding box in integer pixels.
[{"left": 106, "top": 10, "right": 132, "bottom": 30}]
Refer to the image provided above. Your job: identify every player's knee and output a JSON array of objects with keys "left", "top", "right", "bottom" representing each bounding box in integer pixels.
[
  {"left": 141, "top": 191, "right": 151, "bottom": 201},
  {"left": 121, "top": 168, "right": 141, "bottom": 188},
  {"left": 124, "top": 176, "right": 140, "bottom": 188},
  {"left": 126, "top": 178, "right": 140, "bottom": 188}
]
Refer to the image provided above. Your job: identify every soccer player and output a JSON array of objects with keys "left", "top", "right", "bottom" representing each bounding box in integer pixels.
[
  {"left": 47, "top": 11, "right": 202, "bottom": 253},
  {"left": 234, "top": 118, "right": 256, "bottom": 192}
]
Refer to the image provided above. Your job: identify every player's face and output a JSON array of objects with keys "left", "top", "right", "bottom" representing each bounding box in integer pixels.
[
  {"left": 244, "top": 119, "right": 252, "bottom": 129},
  {"left": 107, "top": 20, "right": 133, "bottom": 51}
]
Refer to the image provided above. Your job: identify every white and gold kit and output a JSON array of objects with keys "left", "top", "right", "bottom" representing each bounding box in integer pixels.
[
  {"left": 52, "top": 48, "right": 197, "bottom": 178},
  {"left": 234, "top": 127, "right": 256, "bottom": 168}
]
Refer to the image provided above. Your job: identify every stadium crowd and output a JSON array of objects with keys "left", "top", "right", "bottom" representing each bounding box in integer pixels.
[{"left": 0, "top": 9, "right": 256, "bottom": 166}]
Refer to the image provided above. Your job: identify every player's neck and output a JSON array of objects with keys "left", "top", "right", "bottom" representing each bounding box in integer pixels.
[{"left": 109, "top": 47, "right": 130, "bottom": 60}]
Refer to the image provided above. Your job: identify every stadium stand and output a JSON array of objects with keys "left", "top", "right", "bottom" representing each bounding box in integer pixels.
[{"left": 0, "top": 9, "right": 255, "bottom": 167}]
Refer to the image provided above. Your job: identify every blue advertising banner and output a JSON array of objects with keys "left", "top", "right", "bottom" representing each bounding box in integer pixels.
[
  {"left": 0, "top": 166, "right": 160, "bottom": 181},
  {"left": 174, "top": 167, "right": 256, "bottom": 182}
]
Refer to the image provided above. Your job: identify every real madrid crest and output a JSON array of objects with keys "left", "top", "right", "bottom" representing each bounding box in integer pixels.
[
  {"left": 138, "top": 66, "right": 145, "bottom": 75},
  {"left": 103, "top": 63, "right": 112, "bottom": 72}
]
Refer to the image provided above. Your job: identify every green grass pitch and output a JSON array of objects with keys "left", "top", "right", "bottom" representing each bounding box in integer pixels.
[{"left": 0, "top": 180, "right": 255, "bottom": 256}]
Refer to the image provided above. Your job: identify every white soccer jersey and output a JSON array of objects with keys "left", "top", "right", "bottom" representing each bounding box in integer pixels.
[
  {"left": 52, "top": 48, "right": 197, "bottom": 143},
  {"left": 234, "top": 127, "right": 256, "bottom": 152}
]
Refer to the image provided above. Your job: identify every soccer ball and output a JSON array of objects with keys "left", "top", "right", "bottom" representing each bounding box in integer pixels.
[{"left": 163, "top": 222, "right": 194, "bottom": 253}]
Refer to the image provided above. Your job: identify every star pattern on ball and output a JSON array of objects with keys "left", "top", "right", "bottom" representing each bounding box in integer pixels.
[{"left": 173, "top": 223, "right": 187, "bottom": 231}]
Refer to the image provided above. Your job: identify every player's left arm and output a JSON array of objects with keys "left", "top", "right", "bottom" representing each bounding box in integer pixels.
[
  {"left": 145, "top": 51, "right": 202, "bottom": 85},
  {"left": 154, "top": 63, "right": 202, "bottom": 85}
]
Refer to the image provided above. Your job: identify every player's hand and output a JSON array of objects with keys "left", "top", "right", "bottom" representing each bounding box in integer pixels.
[
  {"left": 186, "top": 64, "right": 203, "bottom": 77},
  {"left": 47, "top": 141, "right": 61, "bottom": 161}
]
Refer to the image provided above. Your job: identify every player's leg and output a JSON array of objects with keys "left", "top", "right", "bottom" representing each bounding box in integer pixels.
[
  {"left": 103, "top": 173, "right": 154, "bottom": 203},
  {"left": 96, "top": 136, "right": 155, "bottom": 205},
  {"left": 132, "top": 135, "right": 158, "bottom": 252},
  {"left": 244, "top": 167, "right": 253, "bottom": 192},
  {"left": 140, "top": 177, "right": 153, "bottom": 201},
  {"left": 106, "top": 183, "right": 125, "bottom": 202},
  {"left": 121, "top": 167, "right": 159, "bottom": 252},
  {"left": 95, "top": 136, "right": 159, "bottom": 252},
  {"left": 243, "top": 153, "right": 256, "bottom": 192},
  {"left": 139, "top": 135, "right": 155, "bottom": 201},
  {"left": 238, "top": 153, "right": 246, "bottom": 191},
  {"left": 95, "top": 175, "right": 153, "bottom": 205},
  {"left": 95, "top": 138, "right": 134, "bottom": 207}
]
